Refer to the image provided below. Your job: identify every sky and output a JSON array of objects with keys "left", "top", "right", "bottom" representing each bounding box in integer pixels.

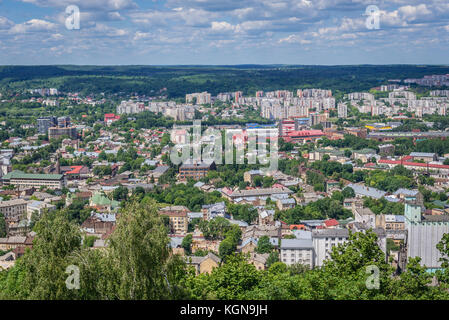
[{"left": 0, "top": 0, "right": 448, "bottom": 65}]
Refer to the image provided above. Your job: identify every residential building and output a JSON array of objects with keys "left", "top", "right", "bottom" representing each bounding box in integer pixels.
[
  {"left": 159, "top": 206, "right": 189, "bottom": 235},
  {"left": 26, "top": 201, "right": 56, "bottom": 220},
  {"left": 48, "top": 126, "right": 78, "bottom": 140},
  {"left": 312, "top": 228, "right": 350, "bottom": 267},
  {"left": 179, "top": 161, "right": 216, "bottom": 180},
  {"left": 280, "top": 238, "right": 314, "bottom": 268},
  {"left": 2, "top": 171, "right": 65, "bottom": 190},
  {"left": 0, "top": 199, "right": 28, "bottom": 223},
  {"left": 185, "top": 252, "right": 221, "bottom": 274},
  {"left": 37, "top": 116, "right": 57, "bottom": 134},
  {"left": 405, "top": 195, "right": 449, "bottom": 270}
]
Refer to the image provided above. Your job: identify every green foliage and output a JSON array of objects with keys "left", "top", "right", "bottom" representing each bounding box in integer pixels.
[
  {"left": 83, "top": 235, "right": 98, "bottom": 248},
  {"left": 255, "top": 236, "right": 273, "bottom": 254},
  {"left": 181, "top": 234, "right": 193, "bottom": 255},
  {"left": 198, "top": 217, "right": 233, "bottom": 240},
  {"left": 342, "top": 187, "right": 355, "bottom": 198},
  {"left": 0, "top": 213, "right": 6, "bottom": 238},
  {"left": 64, "top": 199, "right": 91, "bottom": 224},
  {"left": 364, "top": 169, "right": 416, "bottom": 192},
  {"left": 147, "top": 182, "right": 223, "bottom": 211},
  {"left": 112, "top": 185, "right": 129, "bottom": 201},
  {"left": 0, "top": 199, "right": 189, "bottom": 300},
  {"left": 363, "top": 197, "right": 405, "bottom": 215},
  {"left": 276, "top": 197, "right": 352, "bottom": 224},
  {"left": 227, "top": 203, "right": 258, "bottom": 224}
]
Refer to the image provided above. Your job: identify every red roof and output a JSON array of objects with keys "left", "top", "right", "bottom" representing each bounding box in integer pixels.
[
  {"left": 324, "top": 219, "right": 339, "bottom": 227},
  {"left": 285, "top": 130, "right": 325, "bottom": 137},
  {"left": 378, "top": 158, "right": 449, "bottom": 170},
  {"left": 66, "top": 166, "right": 83, "bottom": 174},
  {"left": 289, "top": 224, "right": 306, "bottom": 230}
]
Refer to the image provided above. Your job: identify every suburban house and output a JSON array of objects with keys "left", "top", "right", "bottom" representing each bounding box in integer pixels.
[{"left": 185, "top": 252, "right": 221, "bottom": 274}]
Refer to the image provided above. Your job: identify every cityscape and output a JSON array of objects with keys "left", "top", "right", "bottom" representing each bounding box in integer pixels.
[{"left": 1, "top": 0, "right": 449, "bottom": 310}]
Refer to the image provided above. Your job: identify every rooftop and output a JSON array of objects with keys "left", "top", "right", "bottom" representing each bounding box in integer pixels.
[{"left": 2, "top": 170, "right": 63, "bottom": 181}]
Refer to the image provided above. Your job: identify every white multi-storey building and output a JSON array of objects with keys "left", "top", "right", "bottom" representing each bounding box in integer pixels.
[
  {"left": 280, "top": 238, "right": 314, "bottom": 268},
  {"left": 312, "top": 228, "right": 350, "bottom": 267},
  {"left": 337, "top": 103, "right": 348, "bottom": 118}
]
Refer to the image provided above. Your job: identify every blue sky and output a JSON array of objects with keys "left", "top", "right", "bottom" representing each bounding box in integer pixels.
[{"left": 0, "top": 0, "right": 448, "bottom": 65}]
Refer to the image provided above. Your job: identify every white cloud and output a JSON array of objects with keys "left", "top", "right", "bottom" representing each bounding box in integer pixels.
[
  {"left": 9, "top": 19, "right": 58, "bottom": 34},
  {"left": 19, "top": 0, "right": 137, "bottom": 11},
  {"left": 0, "top": 16, "right": 14, "bottom": 30}
]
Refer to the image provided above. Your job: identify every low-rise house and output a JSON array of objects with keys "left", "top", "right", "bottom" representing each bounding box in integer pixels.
[
  {"left": 393, "top": 189, "right": 423, "bottom": 205},
  {"left": 276, "top": 198, "right": 296, "bottom": 211},
  {"left": 244, "top": 170, "right": 263, "bottom": 184},
  {"left": 242, "top": 224, "right": 281, "bottom": 242},
  {"left": 353, "top": 148, "right": 377, "bottom": 163},
  {"left": 323, "top": 219, "right": 339, "bottom": 229},
  {"left": 26, "top": 201, "right": 56, "bottom": 220},
  {"left": 354, "top": 207, "right": 376, "bottom": 229},
  {"left": 343, "top": 197, "right": 363, "bottom": 213},
  {"left": 202, "top": 202, "right": 227, "bottom": 220},
  {"left": 409, "top": 152, "right": 438, "bottom": 163},
  {"left": 247, "top": 252, "right": 269, "bottom": 270},
  {"left": 89, "top": 191, "right": 120, "bottom": 213},
  {"left": 378, "top": 214, "right": 405, "bottom": 231},
  {"left": 81, "top": 215, "right": 115, "bottom": 235},
  {"left": 149, "top": 165, "right": 169, "bottom": 183},
  {"left": 239, "top": 238, "right": 258, "bottom": 253},
  {"left": 186, "top": 252, "right": 221, "bottom": 274},
  {"left": 191, "top": 238, "right": 220, "bottom": 253},
  {"left": 258, "top": 209, "right": 275, "bottom": 225},
  {"left": 0, "top": 235, "right": 33, "bottom": 252}
]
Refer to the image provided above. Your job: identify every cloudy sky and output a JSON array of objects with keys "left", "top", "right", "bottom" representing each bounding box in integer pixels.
[{"left": 0, "top": 0, "right": 448, "bottom": 65}]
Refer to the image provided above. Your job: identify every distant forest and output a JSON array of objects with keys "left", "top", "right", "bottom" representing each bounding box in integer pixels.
[{"left": 1, "top": 65, "right": 449, "bottom": 98}]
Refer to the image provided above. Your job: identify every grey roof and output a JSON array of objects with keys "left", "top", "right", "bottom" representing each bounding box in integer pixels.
[
  {"left": 385, "top": 195, "right": 401, "bottom": 203},
  {"left": 355, "top": 207, "right": 375, "bottom": 216},
  {"left": 247, "top": 170, "right": 263, "bottom": 175},
  {"left": 169, "top": 237, "right": 184, "bottom": 248},
  {"left": 301, "top": 220, "right": 325, "bottom": 227},
  {"left": 186, "top": 252, "right": 221, "bottom": 265},
  {"left": 394, "top": 188, "right": 419, "bottom": 196},
  {"left": 194, "top": 181, "right": 205, "bottom": 188},
  {"left": 410, "top": 152, "right": 436, "bottom": 158},
  {"left": 385, "top": 215, "right": 405, "bottom": 223},
  {"left": 292, "top": 230, "right": 312, "bottom": 240},
  {"left": 422, "top": 215, "right": 449, "bottom": 223},
  {"left": 279, "top": 198, "right": 296, "bottom": 204},
  {"left": 347, "top": 183, "right": 387, "bottom": 200},
  {"left": 280, "top": 239, "right": 313, "bottom": 249},
  {"left": 153, "top": 165, "right": 169, "bottom": 173},
  {"left": 228, "top": 219, "right": 249, "bottom": 227},
  {"left": 259, "top": 209, "right": 275, "bottom": 219},
  {"left": 229, "top": 187, "right": 293, "bottom": 198},
  {"left": 312, "top": 228, "right": 350, "bottom": 238}
]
